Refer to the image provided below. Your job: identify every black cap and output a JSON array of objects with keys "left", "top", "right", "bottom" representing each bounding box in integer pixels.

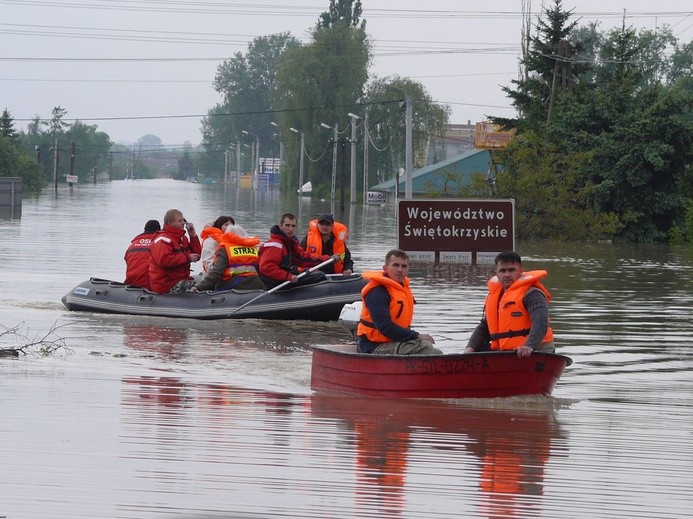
[
  {"left": 144, "top": 220, "right": 161, "bottom": 233},
  {"left": 317, "top": 213, "right": 334, "bottom": 225}
]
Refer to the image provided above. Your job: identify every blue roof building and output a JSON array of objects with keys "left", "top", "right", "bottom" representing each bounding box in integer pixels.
[{"left": 370, "top": 148, "right": 492, "bottom": 196}]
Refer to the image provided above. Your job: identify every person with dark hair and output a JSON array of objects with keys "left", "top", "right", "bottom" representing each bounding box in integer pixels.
[
  {"left": 258, "top": 213, "right": 341, "bottom": 289},
  {"left": 465, "top": 251, "right": 555, "bottom": 358},
  {"left": 149, "top": 209, "right": 201, "bottom": 294},
  {"left": 200, "top": 215, "right": 235, "bottom": 273},
  {"left": 191, "top": 224, "right": 265, "bottom": 292},
  {"left": 356, "top": 249, "right": 441, "bottom": 355},
  {"left": 300, "top": 213, "right": 353, "bottom": 275},
  {"left": 124, "top": 219, "right": 161, "bottom": 290}
]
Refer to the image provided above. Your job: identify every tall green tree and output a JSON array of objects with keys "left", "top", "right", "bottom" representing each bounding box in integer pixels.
[
  {"left": 0, "top": 134, "right": 44, "bottom": 194},
  {"left": 64, "top": 121, "right": 113, "bottom": 181},
  {"left": 362, "top": 77, "right": 450, "bottom": 184},
  {"left": 275, "top": 0, "right": 370, "bottom": 194},
  {"left": 318, "top": 0, "right": 365, "bottom": 29},
  {"left": 497, "top": 0, "right": 579, "bottom": 128},
  {"left": 493, "top": 2, "right": 692, "bottom": 243},
  {"left": 176, "top": 149, "right": 196, "bottom": 181},
  {"left": 200, "top": 33, "right": 301, "bottom": 178},
  {"left": 0, "top": 109, "right": 18, "bottom": 143},
  {"left": 559, "top": 24, "right": 692, "bottom": 242},
  {"left": 49, "top": 106, "right": 69, "bottom": 136}
]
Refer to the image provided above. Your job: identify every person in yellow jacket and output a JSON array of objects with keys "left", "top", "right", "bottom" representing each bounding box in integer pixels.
[
  {"left": 356, "top": 249, "right": 441, "bottom": 355},
  {"left": 465, "top": 251, "right": 555, "bottom": 358},
  {"left": 190, "top": 224, "right": 265, "bottom": 292},
  {"left": 300, "top": 213, "right": 353, "bottom": 275}
]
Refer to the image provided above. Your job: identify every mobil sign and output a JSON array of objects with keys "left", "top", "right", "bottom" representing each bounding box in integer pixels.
[{"left": 398, "top": 199, "right": 515, "bottom": 264}]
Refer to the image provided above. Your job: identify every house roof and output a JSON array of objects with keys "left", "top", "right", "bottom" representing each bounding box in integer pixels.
[{"left": 371, "top": 148, "right": 491, "bottom": 194}]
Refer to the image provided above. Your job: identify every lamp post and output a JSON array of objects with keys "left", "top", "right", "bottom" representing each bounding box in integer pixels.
[
  {"left": 241, "top": 130, "right": 259, "bottom": 190},
  {"left": 347, "top": 113, "right": 361, "bottom": 205},
  {"left": 320, "top": 122, "right": 339, "bottom": 200},
  {"left": 289, "top": 127, "right": 305, "bottom": 194},
  {"left": 362, "top": 110, "right": 369, "bottom": 205},
  {"left": 270, "top": 122, "right": 284, "bottom": 179}
]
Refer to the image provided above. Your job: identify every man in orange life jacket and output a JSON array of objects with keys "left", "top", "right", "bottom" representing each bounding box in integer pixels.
[
  {"left": 465, "top": 251, "right": 555, "bottom": 358},
  {"left": 356, "top": 249, "right": 441, "bottom": 355},
  {"left": 124, "top": 219, "right": 160, "bottom": 290},
  {"left": 299, "top": 213, "right": 354, "bottom": 276}
]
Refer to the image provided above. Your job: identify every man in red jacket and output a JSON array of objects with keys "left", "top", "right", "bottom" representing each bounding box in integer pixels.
[
  {"left": 258, "top": 213, "right": 340, "bottom": 289},
  {"left": 124, "top": 219, "right": 160, "bottom": 290},
  {"left": 149, "top": 209, "right": 201, "bottom": 294}
]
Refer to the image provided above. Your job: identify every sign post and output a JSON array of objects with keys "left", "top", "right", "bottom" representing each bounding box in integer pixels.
[{"left": 398, "top": 199, "right": 515, "bottom": 264}]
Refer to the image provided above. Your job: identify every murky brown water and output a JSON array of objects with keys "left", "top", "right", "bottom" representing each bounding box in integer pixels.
[{"left": 1, "top": 179, "right": 692, "bottom": 518}]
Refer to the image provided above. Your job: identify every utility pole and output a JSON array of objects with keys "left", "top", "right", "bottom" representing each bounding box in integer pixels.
[
  {"left": 362, "top": 111, "right": 369, "bottom": 205},
  {"left": 321, "top": 122, "right": 339, "bottom": 200},
  {"left": 236, "top": 140, "right": 241, "bottom": 185},
  {"left": 547, "top": 39, "right": 571, "bottom": 125},
  {"left": 338, "top": 139, "right": 346, "bottom": 219},
  {"left": 69, "top": 141, "right": 76, "bottom": 178},
  {"left": 52, "top": 137, "right": 59, "bottom": 191},
  {"left": 224, "top": 149, "right": 229, "bottom": 184},
  {"left": 290, "top": 127, "right": 305, "bottom": 194},
  {"left": 405, "top": 95, "right": 413, "bottom": 199},
  {"left": 347, "top": 113, "right": 360, "bottom": 205},
  {"left": 92, "top": 154, "right": 98, "bottom": 184}
]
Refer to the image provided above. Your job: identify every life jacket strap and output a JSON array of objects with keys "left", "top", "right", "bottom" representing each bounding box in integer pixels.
[{"left": 488, "top": 328, "right": 531, "bottom": 340}]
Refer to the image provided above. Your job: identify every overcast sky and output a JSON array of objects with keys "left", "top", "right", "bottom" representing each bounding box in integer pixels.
[{"left": 2, "top": 0, "right": 691, "bottom": 146}]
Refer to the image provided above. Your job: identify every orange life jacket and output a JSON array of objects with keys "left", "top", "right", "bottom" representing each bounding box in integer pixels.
[
  {"left": 356, "top": 271, "right": 414, "bottom": 343},
  {"left": 484, "top": 270, "right": 554, "bottom": 350},
  {"left": 200, "top": 226, "right": 226, "bottom": 272},
  {"left": 214, "top": 232, "right": 261, "bottom": 281},
  {"left": 305, "top": 219, "right": 347, "bottom": 273}
]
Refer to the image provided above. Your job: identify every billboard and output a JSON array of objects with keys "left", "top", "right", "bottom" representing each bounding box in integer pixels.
[
  {"left": 474, "top": 121, "right": 516, "bottom": 150},
  {"left": 398, "top": 199, "right": 515, "bottom": 264}
]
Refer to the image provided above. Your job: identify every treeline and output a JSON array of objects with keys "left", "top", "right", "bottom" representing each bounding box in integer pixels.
[{"left": 0, "top": 107, "right": 198, "bottom": 189}]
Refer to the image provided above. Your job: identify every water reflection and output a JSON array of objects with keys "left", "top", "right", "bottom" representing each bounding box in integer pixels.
[{"left": 309, "top": 394, "right": 568, "bottom": 518}]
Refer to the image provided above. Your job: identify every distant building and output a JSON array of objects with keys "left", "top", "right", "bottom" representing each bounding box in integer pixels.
[
  {"left": 370, "top": 148, "right": 492, "bottom": 197},
  {"left": 424, "top": 122, "right": 476, "bottom": 165}
]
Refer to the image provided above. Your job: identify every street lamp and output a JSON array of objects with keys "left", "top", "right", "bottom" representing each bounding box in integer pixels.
[
  {"left": 242, "top": 130, "right": 259, "bottom": 189},
  {"left": 289, "top": 127, "right": 305, "bottom": 194},
  {"left": 270, "top": 122, "right": 283, "bottom": 179},
  {"left": 347, "top": 113, "right": 361, "bottom": 205},
  {"left": 320, "top": 122, "right": 339, "bottom": 200}
]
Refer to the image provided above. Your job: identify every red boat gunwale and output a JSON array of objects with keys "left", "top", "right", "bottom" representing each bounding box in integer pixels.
[{"left": 310, "top": 344, "right": 573, "bottom": 399}]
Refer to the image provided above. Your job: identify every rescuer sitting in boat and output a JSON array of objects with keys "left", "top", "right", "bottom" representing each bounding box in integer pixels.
[
  {"left": 258, "top": 213, "right": 341, "bottom": 290},
  {"left": 124, "top": 219, "right": 160, "bottom": 291},
  {"left": 190, "top": 224, "right": 266, "bottom": 292},
  {"left": 300, "top": 213, "right": 353, "bottom": 276},
  {"left": 356, "top": 249, "right": 441, "bottom": 355},
  {"left": 148, "top": 209, "right": 201, "bottom": 294},
  {"left": 465, "top": 251, "right": 555, "bottom": 358},
  {"left": 199, "top": 215, "right": 235, "bottom": 274}
]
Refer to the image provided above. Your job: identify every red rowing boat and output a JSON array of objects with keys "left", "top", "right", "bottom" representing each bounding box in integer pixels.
[{"left": 310, "top": 344, "right": 572, "bottom": 398}]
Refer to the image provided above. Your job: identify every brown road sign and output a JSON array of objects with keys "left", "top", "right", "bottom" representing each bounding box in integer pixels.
[{"left": 398, "top": 199, "right": 515, "bottom": 263}]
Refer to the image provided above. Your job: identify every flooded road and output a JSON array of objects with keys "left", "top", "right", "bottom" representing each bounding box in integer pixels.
[{"left": 1, "top": 179, "right": 692, "bottom": 518}]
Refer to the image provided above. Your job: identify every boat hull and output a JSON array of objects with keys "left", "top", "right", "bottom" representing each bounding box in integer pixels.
[
  {"left": 62, "top": 276, "right": 367, "bottom": 321},
  {"left": 310, "top": 344, "right": 572, "bottom": 398}
]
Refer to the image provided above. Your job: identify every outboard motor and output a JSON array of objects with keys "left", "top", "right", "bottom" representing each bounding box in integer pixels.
[{"left": 338, "top": 301, "right": 362, "bottom": 341}]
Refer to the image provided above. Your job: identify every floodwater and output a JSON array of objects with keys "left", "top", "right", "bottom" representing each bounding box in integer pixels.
[{"left": 1, "top": 179, "right": 692, "bottom": 519}]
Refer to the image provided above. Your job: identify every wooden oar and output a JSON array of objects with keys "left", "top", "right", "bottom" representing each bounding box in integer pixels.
[{"left": 229, "top": 256, "right": 336, "bottom": 315}]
